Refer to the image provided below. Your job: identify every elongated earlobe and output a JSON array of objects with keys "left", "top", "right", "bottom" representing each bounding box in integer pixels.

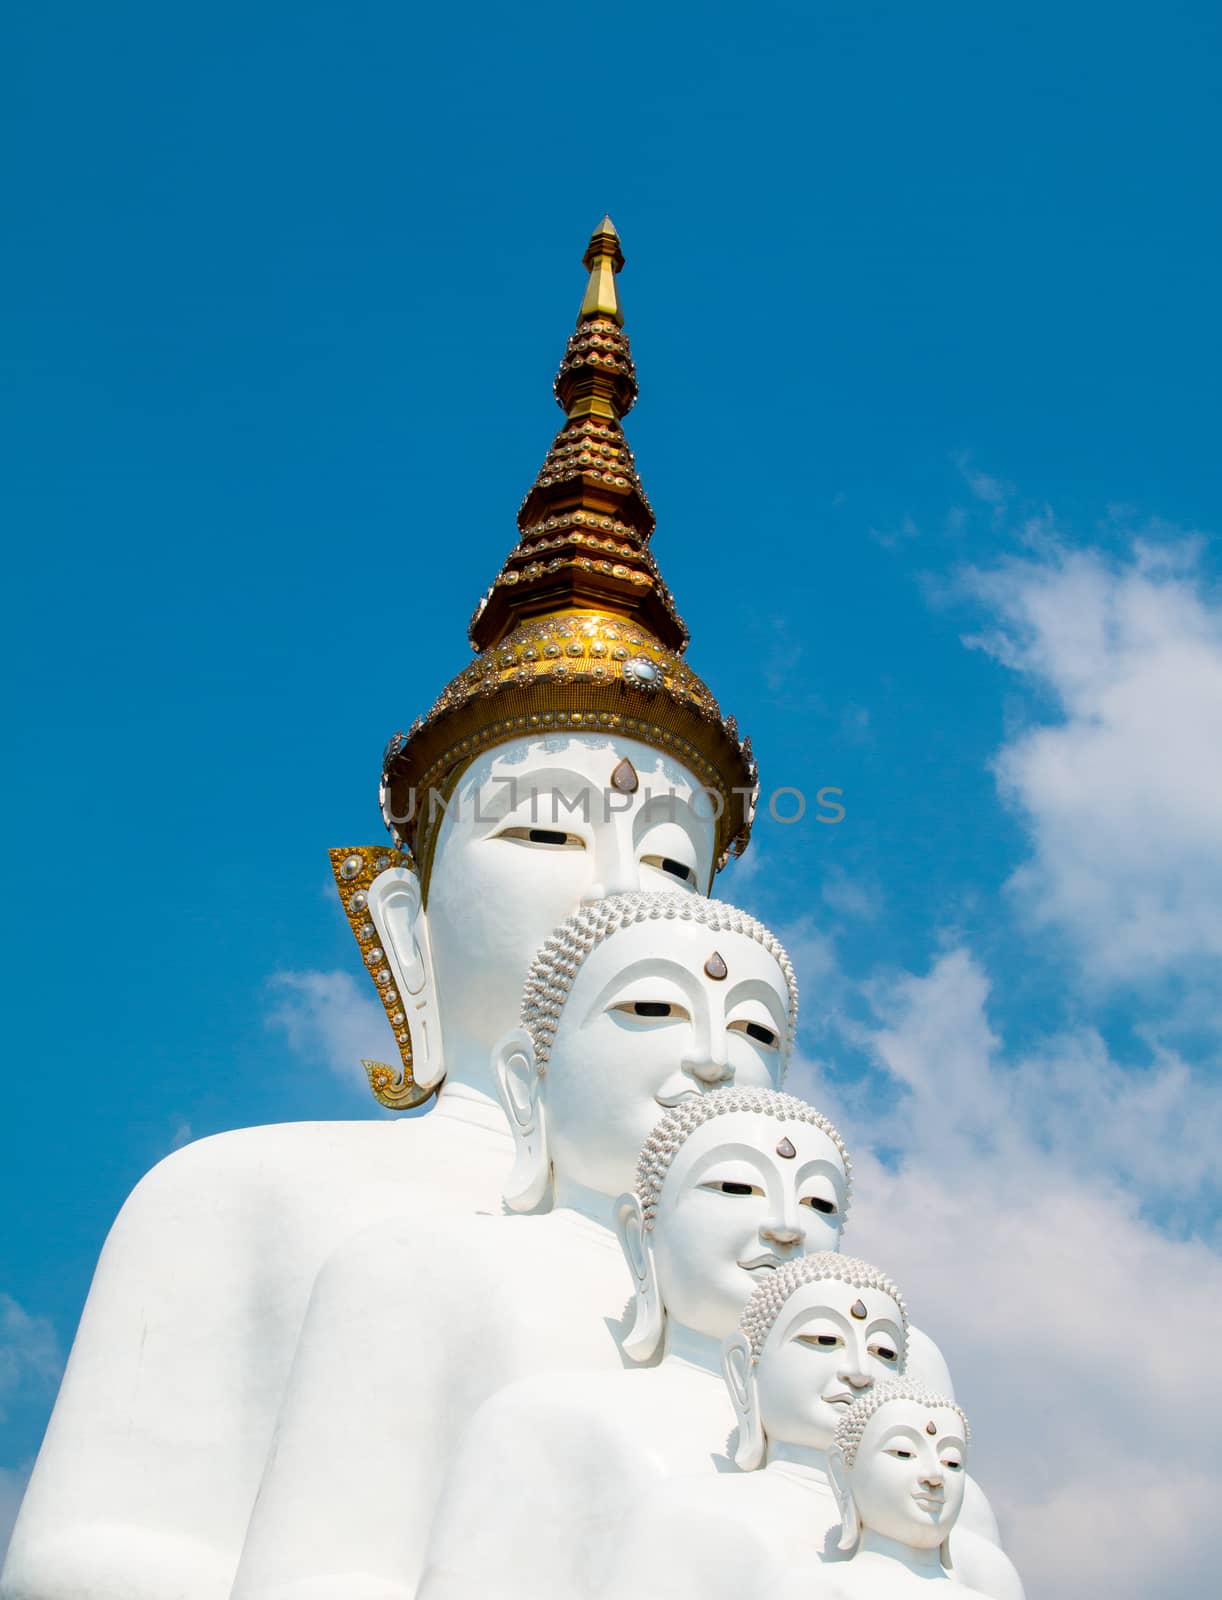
[
  {"left": 367, "top": 866, "right": 446, "bottom": 1091},
  {"left": 721, "top": 1332, "right": 765, "bottom": 1470},
  {"left": 492, "top": 1029, "right": 550, "bottom": 1212},
  {"left": 615, "top": 1193, "right": 664, "bottom": 1362},
  {"left": 827, "top": 1446, "right": 860, "bottom": 1555}
]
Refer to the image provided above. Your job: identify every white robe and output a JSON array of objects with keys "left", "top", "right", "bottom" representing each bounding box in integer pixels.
[
  {"left": 230, "top": 1206, "right": 634, "bottom": 1599},
  {"left": 0, "top": 1090, "right": 510, "bottom": 1600}
]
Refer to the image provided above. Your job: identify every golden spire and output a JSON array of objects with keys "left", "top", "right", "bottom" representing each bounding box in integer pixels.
[
  {"left": 380, "top": 220, "right": 757, "bottom": 887},
  {"left": 468, "top": 216, "right": 685, "bottom": 656},
  {"left": 578, "top": 215, "right": 625, "bottom": 329}
]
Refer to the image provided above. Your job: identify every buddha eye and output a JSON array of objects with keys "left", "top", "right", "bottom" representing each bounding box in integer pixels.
[
  {"left": 641, "top": 853, "right": 695, "bottom": 885},
  {"left": 887, "top": 1447, "right": 916, "bottom": 1460},
  {"left": 800, "top": 1195, "right": 838, "bottom": 1215},
  {"left": 728, "top": 1020, "right": 779, "bottom": 1048},
  {"left": 868, "top": 1341, "right": 899, "bottom": 1363},
  {"left": 698, "top": 1180, "right": 765, "bottom": 1197},
  {"left": 610, "top": 1001, "right": 690, "bottom": 1022},
  {"left": 797, "top": 1332, "right": 843, "bottom": 1350},
  {"left": 941, "top": 1455, "right": 963, "bottom": 1471},
  {"left": 496, "top": 825, "right": 585, "bottom": 849}
]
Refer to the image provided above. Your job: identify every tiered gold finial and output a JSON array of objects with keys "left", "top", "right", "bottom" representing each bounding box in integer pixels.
[
  {"left": 468, "top": 216, "right": 684, "bottom": 656},
  {"left": 379, "top": 219, "right": 758, "bottom": 887}
]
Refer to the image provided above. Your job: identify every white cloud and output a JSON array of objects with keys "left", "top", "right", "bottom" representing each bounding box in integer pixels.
[
  {"left": 820, "top": 867, "right": 883, "bottom": 922},
  {"left": 0, "top": 1462, "right": 32, "bottom": 1566},
  {"left": 962, "top": 537, "right": 1222, "bottom": 984},
  {"left": 792, "top": 947, "right": 1222, "bottom": 1600},
  {"left": 953, "top": 450, "right": 1012, "bottom": 509},
  {"left": 869, "top": 512, "right": 920, "bottom": 550},
  {"left": 0, "top": 1296, "right": 60, "bottom": 1426},
  {"left": 265, "top": 969, "right": 399, "bottom": 1094},
  {"left": 0, "top": 1295, "right": 61, "bottom": 1562}
]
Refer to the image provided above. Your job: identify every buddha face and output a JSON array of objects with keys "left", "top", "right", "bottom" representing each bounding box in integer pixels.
[
  {"left": 755, "top": 1279, "right": 905, "bottom": 1451},
  {"left": 425, "top": 736, "right": 717, "bottom": 1063},
  {"left": 545, "top": 924, "right": 790, "bottom": 1199},
  {"left": 850, "top": 1399, "right": 967, "bottom": 1549},
  {"left": 649, "top": 1112, "right": 848, "bottom": 1340}
]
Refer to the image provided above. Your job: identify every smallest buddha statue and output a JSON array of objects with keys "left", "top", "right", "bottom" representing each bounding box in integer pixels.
[{"left": 785, "top": 1381, "right": 990, "bottom": 1599}]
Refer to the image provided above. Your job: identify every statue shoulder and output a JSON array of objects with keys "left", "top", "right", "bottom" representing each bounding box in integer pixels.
[
  {"left": 114, "top": 1120, "right": 379, "bottom": 1224},
  {"left": 950, "top": 1530, "right": 1025, "bottom": 1600}
]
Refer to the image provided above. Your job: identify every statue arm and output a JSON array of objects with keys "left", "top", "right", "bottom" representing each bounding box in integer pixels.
[
  {"left": 418, "top": 1376, "right": 638, "bottom": 1600},
  {"left": 594, "top": 1482, "right": 780, "bottom": 1600}
]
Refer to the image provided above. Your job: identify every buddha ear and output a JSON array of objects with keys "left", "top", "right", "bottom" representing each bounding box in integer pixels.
[
  {"left": 615, "top": 1193, "right": 664, "bottom": 1364},
  {"left": 827, "top": 1446, "right": 860, "bottom": 1555},
  {"left": 367, "top": 866, "right": 445, "bottom": 1091},
  {"left": 722, "top": 1332, "right": 765, "bottom": 1470},
  {"left": 492, "top": 1029, "right": 550, "bottom": 1213}
]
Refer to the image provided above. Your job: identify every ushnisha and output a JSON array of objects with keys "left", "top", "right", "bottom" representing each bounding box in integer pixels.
[
  {"left": 417, "top": 1086, "right": 852, "bottom": 1600},
  {"left": 229, "top": 895, "right": 797, "bottom": 1600},
  {"left": 780, "top": 1380, "right": 991, "bottom": 1598}
]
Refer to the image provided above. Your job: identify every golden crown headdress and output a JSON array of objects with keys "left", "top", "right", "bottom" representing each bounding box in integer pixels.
[{"left": 378, "top": 217, "right": 758, "bottom": 889}]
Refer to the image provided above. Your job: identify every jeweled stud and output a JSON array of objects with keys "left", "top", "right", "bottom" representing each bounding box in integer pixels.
[
  {"left": 775, "top": 1136, "right": 796, "bottom": 1159},
  {"left": 926, "top": 1420, "right": 938, "bottom": 1435},
  {"left": 704, "top": 951, "right": 728, "bottom": 980},
  {"left": 850, "top": 1299, "right": 868, "bottom": 1320},
  {"left": 611, "top": 756, "right": 639, "bottom": 794}
]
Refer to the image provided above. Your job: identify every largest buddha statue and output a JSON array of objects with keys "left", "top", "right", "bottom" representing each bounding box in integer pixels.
[{"left": 0, "top": 221, "right": 762, "bottom": 1600}]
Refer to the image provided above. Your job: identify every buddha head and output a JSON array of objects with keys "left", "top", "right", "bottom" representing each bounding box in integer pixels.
[
  {"left": 614, "top": 1088, "right": 852, "bottom": 1363},
  {"left": 721, "top": 1253, "right": 908, "bottom": 1470},
  {"left": 335, "top": 222, "right": 758, "bottom": 1106},
  {"left": 493, "top": 894, "right": 798, "bottom": 1212},
  {"left": 828, "top": 1380, "right": 970, "bottom": 1568}
]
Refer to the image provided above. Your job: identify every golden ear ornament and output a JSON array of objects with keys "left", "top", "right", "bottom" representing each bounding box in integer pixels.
[{"left": 328, "top": 846, "right": 438, "bottom": 1112}]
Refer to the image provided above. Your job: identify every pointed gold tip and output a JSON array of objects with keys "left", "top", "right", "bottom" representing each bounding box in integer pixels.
[{"left": 580, "top": 216, "right": 625, "bottom": 325}]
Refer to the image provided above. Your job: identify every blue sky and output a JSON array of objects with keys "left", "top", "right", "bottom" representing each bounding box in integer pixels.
[{"left": 3, "top": 3, "right": 1221, "bottom": 1592}]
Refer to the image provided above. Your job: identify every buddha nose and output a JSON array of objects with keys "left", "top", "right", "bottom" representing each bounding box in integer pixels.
[
  {"left": 759, "top": 1219, "right": 803, "bottom": 1249},
  {"left": 759, "top": 1192, "right": 804, "bottom": 1251},
  {"left": 920, "top": 1470, "right": 944, "bottom": 1489},
  {"left": 840, "top": 1357, "right": 873, "bottom": 1390},
  {"left": 681, "top": 1053, "right": 734, "bottom": 1088}
]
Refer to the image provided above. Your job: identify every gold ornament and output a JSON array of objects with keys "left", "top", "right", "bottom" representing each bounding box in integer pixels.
[
  {"left": 380, "top": 217, "right": 757, "bottom": 889},
  {"left": 327, "top": 846, "right": 438, "bottom": 1111}
]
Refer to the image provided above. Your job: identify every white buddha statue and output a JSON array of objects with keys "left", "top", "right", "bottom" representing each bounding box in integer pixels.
[
  {"left": 778, "top": 1381, "right": 990, "bottom": 1599},
  {"left": 1, "top": 220, "right": 760, "bottom": 1600},
  {"left": 597, "top": 1259, "right": 1022, "bottom": 1600},
  {"left": 228, "top": 896, "right": 797, "bottom": 1599},
  {"left": 415, "top": 1087, "right": 852, "bottom": 1600}
]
